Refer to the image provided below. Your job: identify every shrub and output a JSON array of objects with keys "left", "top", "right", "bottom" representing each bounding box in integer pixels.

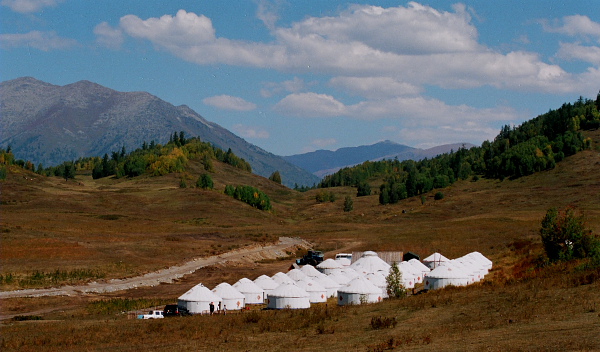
[
  {"left": 540, "top": 206, "right": 600, "bottom": 262},
  {"left": 196, "top": 174, "right": 213, "bottom": 189},
  {"left": 434, "top": 192, "right": 444, "bottom": 200},
  {"left": 343, "top": 196, "right": 353, "bottom": 212},
  {"left": 370, "top": 316, "right": 397, "bottom": 330},
  {"left": 386, "top": 262, "right": 406, "bottom": 298}
]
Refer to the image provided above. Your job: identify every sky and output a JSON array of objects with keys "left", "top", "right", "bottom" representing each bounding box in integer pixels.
[{"left": 1, "top": 0, "right": 599, "bottom": 156}]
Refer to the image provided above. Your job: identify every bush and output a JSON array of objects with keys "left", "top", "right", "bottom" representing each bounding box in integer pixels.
[
  {"left": 343, "top": 196, "right": 353, "bottom": 212},
  {"left": 196, "top": 174, "right": 213, "bottom": 189},
  {"left": 540, "top": 206, "right": 600, "bottom": 262},
  {"left": 434, "top": 192, "right": 444, "bottom": 200},
  {"left": 386, "top": 262, "right": 406, "bottom": 298},
  {"left": 370, "top": 316, "right": 397, "bottom": 330}
]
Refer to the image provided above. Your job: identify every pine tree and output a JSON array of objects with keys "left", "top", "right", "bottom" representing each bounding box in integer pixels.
[{"left": 386, "top": 262, "right": 406, "bottom": 298}]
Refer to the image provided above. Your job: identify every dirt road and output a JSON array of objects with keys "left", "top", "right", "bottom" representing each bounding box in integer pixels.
[{"left": 0, "top": 237, "right": 310, "bottom": 299}]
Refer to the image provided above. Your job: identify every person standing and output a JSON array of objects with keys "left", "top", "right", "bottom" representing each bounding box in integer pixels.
[
  {"left": 209, "top": 302, "right": 215, "bottom": 315},
  {"left": 223, "top": 305, "right": 227, "bottom": 315}
]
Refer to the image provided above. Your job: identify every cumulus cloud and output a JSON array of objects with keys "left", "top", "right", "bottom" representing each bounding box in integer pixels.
[
  {"left": 0, "top": 30, "right": 76, "bottom": 51},
  {"left": 232, "top": 124, "right": 270, "bottom": 139},
  {"left": 1, "top": 0, "right": 63, "bottom": 13},
  {"left": 94, "top": 22, "right": 124, "bottom": 50},
  {"left": 260, "top": 77, "right": 310, "bottom": 97},
  {"left": 329, "top": 76, "right": 422, "bottom": 98},
  {"left": 273, "top": 93, "right": 346, "bottom": 117},
  {"left": 557, "top": 42, "right": 600, "bottom": 65},
  {"left": 109, "top": 4, "right": 591, "bottom": 94},
  {"left": 542, "top": 15, "right": 600, "bottom": 42},
  {"left": 203, "top": 95, "right": 257, "bottom": 111}
]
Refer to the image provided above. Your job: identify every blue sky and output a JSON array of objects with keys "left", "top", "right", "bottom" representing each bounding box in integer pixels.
[{"left": 1, "top": 1, "right": 599, "bottom": 156}]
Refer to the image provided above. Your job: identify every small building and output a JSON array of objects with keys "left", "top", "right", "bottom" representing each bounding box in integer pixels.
[
  {"left": 337, "top": 276, "right": 382, "bottom": 306},
  {"left": 212, "top": 282, "right": 245, "bottom": 310},
  {"left": 178, "top": 283, "right": 222, "bottom": 314},
  {"left": 423, "top": 252, "right": 450, "bottom": 269},
  {"left": 317, "top": 258, "right": 344, "bottom": 275},
  {"left": 267, "top": 281, "right": 310, "bottom": 309},
  {"left": 295, "top": 277, "right": 328, "bottom": 303},
  {"left": 403, "top": 251, "right": 420, "bottom": 261},
  {"left": 254, "top": 275, "right": 279, "bottom": 299},
  {"left": 424, "top": 263, "right": 470, "bottom": 290},
  {"left": 234, "top": 278, "right": 265, "bottom": 305}
]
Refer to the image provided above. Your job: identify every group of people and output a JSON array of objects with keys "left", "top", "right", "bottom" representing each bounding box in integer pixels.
[{"left": 208, "top": 301, "right": 227, "bottom": 315}]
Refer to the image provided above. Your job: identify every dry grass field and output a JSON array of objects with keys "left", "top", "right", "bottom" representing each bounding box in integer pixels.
[{"left": 1, "top": 130, "right": 599, "bottom": 351}]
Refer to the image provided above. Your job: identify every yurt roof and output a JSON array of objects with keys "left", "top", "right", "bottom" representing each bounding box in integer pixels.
[
  {"left": 365, "top": 272, "right": 387, "bottom": 287},
  {"left": 465, "top": 252, "right": 493, "bottom": 266},
  {"left": 427, "top": 263, "right": 469, "bottom": 279},
  {"left": 408, "top": 259, "right": 431, "bottom": 272},
  {"left": 350, "top": 254, "right": 391, "bottom": 275},
  {"left": 317, "top": 258, "right": 344, "bottom": 269},
  {"left": 295, "top": 278, "right": 327, "bottom": 292},
  {"left": 300, "top": 264, "right": 325, "bottom": 277},
  {"left": 338, "top": 276, "right": 381, "bottom": 295},
  {"left": 363, "top": 250, "right": 378, "bottom": 257},
  {"left": 179, "top": 283, "right": 222, "bottom": 302},
  {"left": 270, "top": 281, "right": 309, "bottom": 298},
  {"left": 287, "top": 268, "right": 309, "bottom": 281},
  {"left": 423, "top": 252, "right": 450, "bottom": 262},
  {"left": 313, "top": 275, "right": 342, "bottom": 289},
  {"left": 398, "top": 261, "right": 419, "bottom": 278},
  {"left": 254, "top": 275, "right": 279, "bottom": 289},
  {"left": 335, "top": 258, "right": 352, "bottom": 266},
  {"left": 212, "top": 282, "right": 245, "bottom": 300},
  {"left": 272, "top": 272, "right": 295, "bottom": 284},
  {"left": 234, "top": 278, "right": 264, "bottom": 294},
  {"left": 327, "top": 272, "right": 351, "bottom": 285}
]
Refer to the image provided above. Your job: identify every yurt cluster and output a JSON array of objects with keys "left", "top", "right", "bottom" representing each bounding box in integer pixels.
[{"left": 177, "top": 250, "right": 492, "bottom": 313}]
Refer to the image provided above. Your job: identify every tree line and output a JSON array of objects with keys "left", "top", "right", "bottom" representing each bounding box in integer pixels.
[{"left": 319, "top": 93, "right": 599, "bottom": 205}]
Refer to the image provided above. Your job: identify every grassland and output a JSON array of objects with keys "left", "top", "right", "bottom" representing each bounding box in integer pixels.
[{"left": 1, "top": 130, "right": 599, "bottom": 351}]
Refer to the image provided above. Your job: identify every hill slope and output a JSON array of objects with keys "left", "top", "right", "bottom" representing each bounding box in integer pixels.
[{"left": 0, "top": 77, "right": 320, "bottom": 187}]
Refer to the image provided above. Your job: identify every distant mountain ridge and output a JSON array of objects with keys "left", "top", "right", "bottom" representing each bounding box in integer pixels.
[
  {"left": 284, "top": 141, "right": 475, "bottom": 177},
  {"left": 0, "top": 77, "right": 320, "bottom": 187}
]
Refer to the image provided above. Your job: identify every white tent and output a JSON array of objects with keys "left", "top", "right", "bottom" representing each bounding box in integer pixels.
[
  {"left": 340, "top": 267, "right": 363, "bottom": 280},
  {"left": 424, "top": 263, "right": 470, "bottom": 290},
  {"left": 337, "top": 276, "right": 382, "bottom": 306},
  {"left": 286, "top": 268, "right": 309, "bottom": 281},
  {"left": 272, "top": 272, "right": 295, "bottom": 285},
  {"left": 423, "top": 252, "right": 450, "bottom": 269},
  {"left": 327, "top": 271, "right": 351, "bottom": 285},
  {"left": 449, "top": 259, "right": 477, "bottom": 284},
  {"left": 350, "top": 251, "right": 391, "bottom": 275},
  {"left": 254, "top": 275, "right": 279, "bottom": 298},
  {"left": 317, "top": 258, "right": 344, "bottom": 275},
  {"left": 178, "top": 283, "right": 222, "bottom": 314},
  {"left": 295, "top": 277, "right": 328, "bottom": 303},
  {"left": 407, "top": 259, "right": 431, "bottom": 281},
  {"left": 267, "top": 281, "right": 310, "bottom": 309},
  {"left": 314, "top": 275, "right": 341, "bottom": 298},
  {"left": 234, "top": 278, "right": 265, "bottom": 304},
  {"left": 456, "top": 257, "right": 486, "bottom": 282},
  {"left": 365, "top": 272, "right": 388, "bottom": 299},
  {"left": 398, "top": 261, "right": 419, "bottom": 288},
  {"left": 300, "top": 264, "right": 326, "bottom": 279},
  {"left": 212, "top": 282, "right": 245, "bottom": 310},
  {"left": 463, "top": 251, "right": 493, "bottom": 271}
]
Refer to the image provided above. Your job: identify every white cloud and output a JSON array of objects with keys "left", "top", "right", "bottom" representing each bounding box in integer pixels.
[
  {"left": 203, "top": 95, "right": 257, "bottom": 111},
  {"left": 542, "top": 15, "right": 600, "bottom": 42},
  {"left": 557, "top": 42, "right": 600, "bottom": 65},
  {"left": 260, "top": 77, "right": 310, "bottom": 97},
  {"left": 329, "top": 76, "right": 422, "bottom": 98},
  {"left": 232, "top": 124, "right": 269, "bottom": 139},
  {"left": 312, "top": 138, "right": 337, "bottom": 148},
  {"left": 256, "top": 0, "right": 282, "bottom": 31},
  {"left": 94, "top": 22, "right": 124, "bottom": 50},
  {"left": 273, "top": 92, "right": 346, "bottom": 117},
  {"left": 1, "top": 0, "right": 63, "bottom": 13},
  {"left": 0, "top": 30, "right": 76, "bottom": 51}
]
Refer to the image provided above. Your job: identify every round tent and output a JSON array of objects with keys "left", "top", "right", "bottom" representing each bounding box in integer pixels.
[
  {"left": 407, "top": 259, "right": 431, "bottom": 280},
  {"left": 317, "top": 258, "right": 344, "bottom": 275},
  {"left": 286, "top": 268, "right": 309, "bottom": 281},
  {"left": 300, "top": 264, "right": 326, "bottom": 279},
  {"left": 423, "top": 252, "right": 450, "bottom": 269},
  {"left": 350, "top": 251, "right": 391, "bottom": 276},
  {"left": 398, "top": 261, "right": 419, "bottom": 288},
  {"left": 327, "top": 271, "right": 351, "bottom": 285},
  {"left": 463, "top": 251, "right": 493, "bottom": 271},
  {"left": 424, "top": 263, "right": 470, "bottom": 290},
  {"left": 254, "top": 275, "right": 279, "bottom": 297},
  {"left": 267, "top": 281, "right": 310, "bottom": 309},
  {"left": 365, "top": 272, "right": 388, "bottom": 299},
  {"left": 338, "top": 276, "right": 382, "bottom": 306},
  {"left": 314, "top": 275, "right": 341, "bottom": 298},
  {"left": 212, "top": 282, "right": 245, "bottom": 310},
  {"left": 272, "top": 272, "right": 295, "bottom": 285},
  {"left": 234, "top": 278, "right": 265, "bottom": 305},
  {"left": 295, "top": 277, "right": 328, "bottom": 303},
  {"left": 178, "top": 283, "right": 222, "bottom": 314}
]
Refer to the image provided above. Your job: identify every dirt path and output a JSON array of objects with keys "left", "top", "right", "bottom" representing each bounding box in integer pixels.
[{"left": 0, "top": 237, "right": 310, "bottom": 300}]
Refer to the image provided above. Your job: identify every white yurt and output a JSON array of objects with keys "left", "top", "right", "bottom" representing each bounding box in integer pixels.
[
  {"left": 463, "top": 251, "right": 493, "bottom": 271},
  {"left": 340, "top": 267, "right": 363, "bottom": 280},
  {"left": 212, "top": 282, "right": 246, "bottom": 310},
  {"left": 423, "top": 252, "right": 450, "bottom": 269},
  {"left": 449, "top": 259, "right": 476, "bottom": 284},
  {"left": 300, "top": 264, "right": 326, "bottom": 279},
  {"left": 286, "top": 268, "right": 309, "bottom": 281},
  {"left": 295, "top": 277, "right": 328, "bottom": 303},
  {"left": 254, "top": 275, "right": 279, "bottom": 297},
  {"left": 350, "top": 251, "right": 391, "bottom": 275},
  {"left": 456, "top": 257, "right": 486, "bottom": 282},
  {"left": 234, "top": 278, "right": 265, "bottom": 304},
  {"left": 314, "top": 274, "right": 341, "bottom": 298},
  {"left": 317, "top": 258, "right": 344, "bottom": 275},
  {"left": 398, "top": 261, "right": 419, "bottom": 288},
  {"left": 178, "top": 283, "right": 222, "bottom": 314},
  {"left": 424, "top": 263, "right": 470, "bottom": 290},
  {"left": 337, "top": 276, "right": 382, "bottom": 306},
  {"left": 267, "top": 281, "right": 310, "bottom": 309},
  {"left": 407, "top": 259, "right": 431, "bottom": 280},
  {"left": 365, "top": 272, "right": 388, "bottom": 299},
  {"left": 327, "top": 271, "right": 351, "bottom": 285},
  {"left": 272, "top": 272, "right": 295, "bottom": 285}
]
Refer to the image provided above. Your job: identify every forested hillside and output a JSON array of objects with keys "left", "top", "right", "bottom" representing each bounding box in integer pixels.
[{"left": 320, "top": 94, "right": 600, "bottom": 204}]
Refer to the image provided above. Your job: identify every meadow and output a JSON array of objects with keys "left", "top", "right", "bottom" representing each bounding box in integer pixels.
[{"left": 1, "top": 130, "right": 599, "bottom": 351}]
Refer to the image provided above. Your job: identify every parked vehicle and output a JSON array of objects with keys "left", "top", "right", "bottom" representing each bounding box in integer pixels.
[
  {"left": 138, "top": 310, "right": 164, "bottom": 319},
  {"left": 163, "top": 304, "right": 190, "bottom": 317},
  {"left": 296, "top": 250, "right": 324, "bottom": 266}
]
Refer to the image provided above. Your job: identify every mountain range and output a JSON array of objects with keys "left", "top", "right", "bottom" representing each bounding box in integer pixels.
[
  {"left": 284, "top": 141, "right": 475, "bottom": 178},
  {"left": 0, "top": 77, "right": 320, "bottom": 187}
]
